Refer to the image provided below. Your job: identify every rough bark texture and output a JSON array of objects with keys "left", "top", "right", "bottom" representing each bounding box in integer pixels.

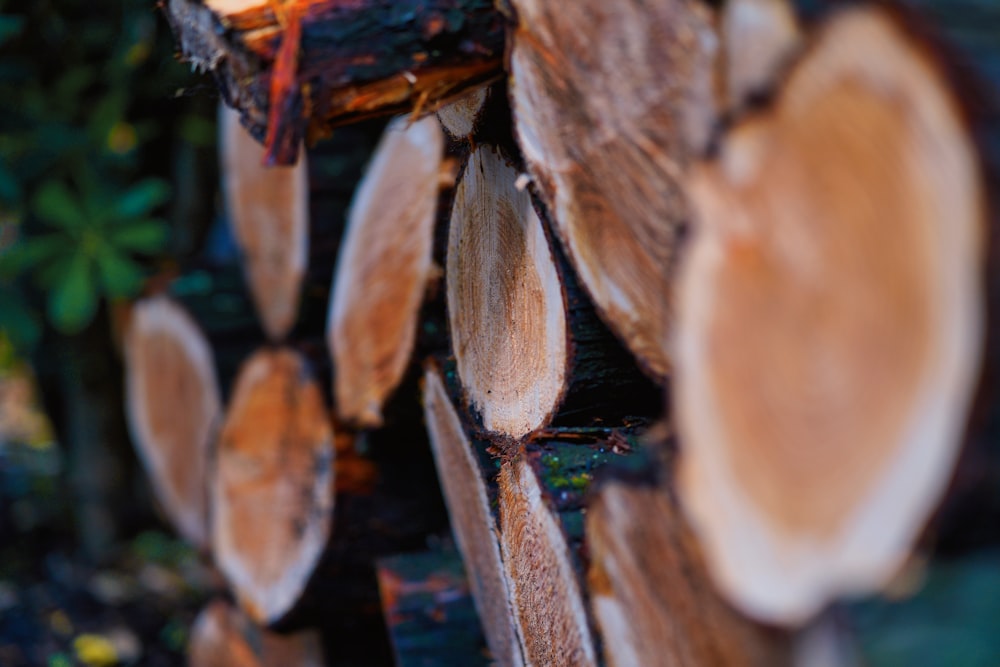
[
  {"left": 220, "top": 104, "right": 309, "bottom": 341},
  {"left": 422, "top": 365, "right": 525, "bottom": 667},
  {"left": 213, "top": 348, "right": 335, "bottom": 625},
  {"left": 123, "top": 295, "right": 221, "bottom": 550},
  {"left": 164, "top": 0, "right": 505, "bottom": 164},
  {"left": 675, "top": 6, "right": 986, "bottom": 624},
  {"left": 328, "top": 115, "right": 444, "bottom": 428},
  {"left": 508, "top": 0, "right": 718, "bottom": 379},
  {"left": 188, "top": 599, "right": 324, "bottom": 667}
]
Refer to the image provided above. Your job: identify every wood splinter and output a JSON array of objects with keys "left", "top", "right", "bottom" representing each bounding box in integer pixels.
[{"left": 675, "top": 6, "right": 986, "bottom": 624}]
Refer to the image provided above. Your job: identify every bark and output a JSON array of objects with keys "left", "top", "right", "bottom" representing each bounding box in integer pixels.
[
  {"left": 674, "top": 5, "right": 988, "bottom": 624},
  {"left": 220, "top": 103, "right": 309, "bottom": 341},
  {"left": 189, "top": 599, "right": 324, "bottom": 667},
  {"left": 123, "top": 296, "right": 221, "bottom": 550},
  {"left": 327, "top": 115, "right": 444, "bottom": 428},
  {"left": 212, "top": 347, "right": 335, "bottom": 625},
  {"left": 163, "top": 0, "right": 505, "bottom": 164},
  {"left": 507, "top": 0, "right": 718, "bottom": 379}
]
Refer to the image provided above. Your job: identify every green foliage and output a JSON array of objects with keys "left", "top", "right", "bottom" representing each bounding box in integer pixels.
[{"left": 0, "top": 0, "right": 209, "bottom": 344}]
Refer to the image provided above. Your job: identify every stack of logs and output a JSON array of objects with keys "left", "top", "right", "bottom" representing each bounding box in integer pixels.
[{"left": 122, "top": 0, "right": 999, "bottom": 664}]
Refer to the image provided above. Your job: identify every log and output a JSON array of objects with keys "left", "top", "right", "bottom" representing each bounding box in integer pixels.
[
  {"left": 587, "top": 472, "right": 790, "bottom": 667},
  {"left": 188, "top": 599, "right": 324, "bottom": 667},
  {"left": 327, "top": 115, "right": 444, "bottom": 428},
  {"left": 163, "top": 0, "right": 506, "bottom": 164},
  {"left": 507, "top": 0, "right": 717, "bottom": 379},
  {"left": 446, "top": 144, "right": 568, "bottom": 437},
  {"left": 674, "top": 6, "right": 987, "bottom": 624},
  {"left": 123, "top": 295, "right": 221, "bottom": 550},
  {"left": 422, "top": 365, "right": 525, "bottom": 667},
  {"left": 220, "top": 104, "right": 309, "bottom": 341},
  {"left": 497, "top": 455, "right": 597, "bottom": 667},
  {"left": 213, "top": 347, "right": 335, "bottom": 625}
]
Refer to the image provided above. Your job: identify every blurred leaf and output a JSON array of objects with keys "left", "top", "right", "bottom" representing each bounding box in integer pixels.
[
  {"left": 1, "top": 234, "right": 65, "bottom": 277},
  {"left": 179, "top": 114, "right": 217, "bottom": 147},
  {"left": 95, "top": 245, "right": 143, "bottom": 298},
  {"left": 0, "top": 285, "right": 41, "bottom": 351},
  {"left": 107, "top": 218, "right": 168, "bottom": 254},
  {"left": 32, "top": 181, "right": 86, "bottom": 229},
  {"left": 114, "top": 178, "right": 170, "bottom": 220},
  {"left": 48, "top": 251, "right": 96, "bottom": 333},
  {"left": 0, "top": 14, "right": 25, "bottom": 47},
  {"left": 88, "top": 90, "right": 127, "bottom": 149}
]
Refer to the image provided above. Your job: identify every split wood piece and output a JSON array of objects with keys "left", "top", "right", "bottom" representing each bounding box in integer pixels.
[
  {"left": 164, "top": 0, "right": 505, "bottom": 164},
  {"left": 507, "top": 0, "right": 718, "bottom": 379},
  {"left": 447, "top": 144, "right": 567, "bottom": 437},
  {"left": 376, "top": 548, "right": 495, "bottom": 667},
  {"left": 188, "top": 599, "right": 324, "bottom": 667},
  {"left": 422, "top": 365, "right": 525, "bottom": 667},
  {"left": 220, "top": 104, "right": 309, "bottom": 341},
  {"left": 587, "top": 477, "right": 790, "bottom": 667},
  {"left": 721, "top": 0, "right": 801, "bottom": 110},
  {"left": 213, "top": 348, "right": 335, "bottom": 625},
  {"left": 436, "top": 85, "right": 489, "bottom": 140},
  {"left": 498, "top": 456, "right": 597, "bottom": 667},
  {"left": 328, "top": 115, "right": 444, "bottom": 428},
  {"left": 496, "top": 431, "right": 643, "bottom": 667},
  {"left": 123, "top": 295, "right": 221, "bottom": 550},
  {"left": 675, "top": 7, "right": 986, "bottom": 624}
]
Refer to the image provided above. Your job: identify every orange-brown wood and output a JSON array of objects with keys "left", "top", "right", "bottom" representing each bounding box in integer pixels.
[
  {"left": 498, "top": 457, "right": 597, "bottom": 667},
  {"left": 327, "top": 115, "right": 443, "bottom": 428},
  {"left": 124, "top": 296, "right": 221, "bottom": 550},
  {"left": 447, "top": 145, "right": 568, "bottom": 437},
  {"left": 588, "top": 479, "right": 789, "bottom": 667},
  {"left": 675, "top": 7, "right": 985, "bottom": 623},
  {"left": 189, "top": 599, "right": 324, "bottom": 667},
  {"left": 508, "top": 0, "right": 717, "bottom": 379},
  {"left": 213, "top": 348, "right": 335, "bottom": 624},
  {"left": 220, "top": 104, "right": 308, "bottom": 341},
  {"left": 422, "top": 366, "right": 525, "bottom": 666}
]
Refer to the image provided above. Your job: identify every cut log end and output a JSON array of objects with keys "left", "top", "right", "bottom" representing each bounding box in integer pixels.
[
  {"left": 328, "top": 115, "right": 444, "bottom": 429},
  {"left": 508, "top": 0, "right": 717, "bottom": 380},
  {"left": 220, "top": 104, "right": 309, "bottom": 341},
  {"left": 124, "top": 296, "right": 221, "bottom": 550},
  {"left": 721, "top": 0, "right": 802, "bottom": 110},
  {"left": 676, "top": 6, "right": 985, "bottom": 624},
  {"left": 498, "top": 457, "right": 597, "bottom": 667},
  {"left": 447, "top": 145, "right": 568, "bottom": 437},
  {"left": 587, "top": 479, "right": 790, "bottom": 667},
  {"left": 436, "top": 86, "right": 489, "bottom": 140},
  {"left": 188, "top": 599, "right": 324, "bottom": 667},
  {"left": 213, "top": 348, "right": 335, "bottom": 625},
  {"left": 422, "top": 366, "right": 525, "bottom": 667}
]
